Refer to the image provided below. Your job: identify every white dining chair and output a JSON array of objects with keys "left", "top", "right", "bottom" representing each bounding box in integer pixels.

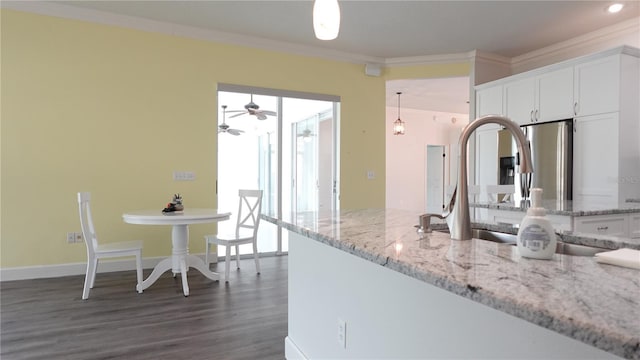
[
  {"left": 77, "top": 192, "right": 143, "bottom": 300},
  {"left": 204, "top": 189, "right": 263, "bottom": 282},
  {"left": 486, "top": 184, "right": 516, "bottom": 203}
]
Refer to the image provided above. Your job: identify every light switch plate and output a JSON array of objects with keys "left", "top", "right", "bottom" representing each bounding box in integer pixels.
[{"left": 173, "top": 171, "right": 196, "bottom": 181}]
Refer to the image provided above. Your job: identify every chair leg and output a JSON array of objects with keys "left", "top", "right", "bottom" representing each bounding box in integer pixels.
[
  {"left": 82, "top": 258, "right": 97, "bottom": 300},
  {"left": 204, "top": 239, "right": 211, "bottom": 265},
  {"left": 253, "top": 241, "right": 261, "bottom": 275},
  {"left": 89, "top": 258, "right": 99, "bottom": 289},
  {"left": 136, "top": 253, "right": 143, "bottom": 294},
  {"left": 235, "top": 245, "right": 241, "bottom": 270},
  {"left": 225, "top": 245, "right": 231, "bottom": 283}
]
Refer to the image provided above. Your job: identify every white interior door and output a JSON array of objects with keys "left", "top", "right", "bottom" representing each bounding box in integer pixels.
[{"left": 426, "top": 145, "right": 445, "bottom": 213}]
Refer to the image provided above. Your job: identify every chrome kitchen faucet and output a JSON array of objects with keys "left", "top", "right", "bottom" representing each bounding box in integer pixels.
[{"left": 424, "top": 115, "right": 533, "bottom": 241}]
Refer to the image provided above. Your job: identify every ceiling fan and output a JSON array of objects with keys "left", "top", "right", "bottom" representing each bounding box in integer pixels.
[
  {"left": 297, "top": 119, "right": 316, "bottom": 142},
  {"left": 227, "top": 94, "right": 277, "bottom": 120},
  {"left": 218, "top": 105, "right": 244, "bottom": 136}
]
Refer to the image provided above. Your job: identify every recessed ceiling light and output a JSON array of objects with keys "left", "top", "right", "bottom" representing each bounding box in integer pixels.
[{"left": 607, "top": 3, "right": 624, "bottom": 13}]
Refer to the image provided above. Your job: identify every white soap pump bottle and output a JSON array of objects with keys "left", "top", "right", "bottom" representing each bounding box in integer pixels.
[{"left": 517, "top": 188, "right": 557, "bottom": 260}]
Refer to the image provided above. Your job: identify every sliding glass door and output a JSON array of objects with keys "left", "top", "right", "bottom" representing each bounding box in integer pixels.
[{"left": 217, "top": 85, "right": 339, "bottom": 256}]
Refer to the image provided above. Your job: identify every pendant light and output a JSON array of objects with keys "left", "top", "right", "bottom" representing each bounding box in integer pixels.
[
  {"left": 393, "top": 92, "right": 405, "bottom": 135},
  {"left": 313, "top": 0, "right": 341, "bottom": 40}
]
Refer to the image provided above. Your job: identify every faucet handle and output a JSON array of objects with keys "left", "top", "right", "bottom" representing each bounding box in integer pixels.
[{"left": 418, "top": 213, "right": 446, "bottom": 233}]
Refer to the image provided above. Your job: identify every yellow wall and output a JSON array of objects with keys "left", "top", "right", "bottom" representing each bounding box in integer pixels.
[{"left": 0, "top": 9, "right": 469, "bottom": 268}]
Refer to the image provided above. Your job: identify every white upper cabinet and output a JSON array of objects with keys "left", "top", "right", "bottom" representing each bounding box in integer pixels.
[
  {"left": 574, "top": 55, "right": 620, "bottom": 116},
  {"left": 536, "top": 67, "right": 575, "bottom": 121},
  {"left": 504, "top": 77, "right": 535, "bottom": 124},
  {"left": 504, "top": 67, "right": 574, "bottom": 125},
  {"left": 476, "top": 85, "right": 503, "bottom": 117}
]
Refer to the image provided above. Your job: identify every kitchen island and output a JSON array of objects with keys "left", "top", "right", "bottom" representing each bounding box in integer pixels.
[{"left": 264, "top": 209, "right": 639, "bottom": 359}]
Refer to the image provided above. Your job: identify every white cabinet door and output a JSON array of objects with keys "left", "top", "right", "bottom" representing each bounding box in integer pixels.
[
  {"left": 574, "top": 55, "right": 620, "bottom": 116},
  {"left": 504, "top": 77, "right": 535, "bottom": 125},
  {"left": 505, "top": 68, "right": 574, "bottom": 125},
  {"left": 476, "top": 85, "right": 503, "bottom": 117},
  {"left": 537, "top": 67, "right": 574, "bottom": 121},
  {"left": 573, "top": 113, "right": 619, "bottom": 206}
]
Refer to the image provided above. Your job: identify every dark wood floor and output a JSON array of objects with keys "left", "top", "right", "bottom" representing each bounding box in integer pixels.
[{"left": 1, "top": 255, "right": 288, "bottom": 360}]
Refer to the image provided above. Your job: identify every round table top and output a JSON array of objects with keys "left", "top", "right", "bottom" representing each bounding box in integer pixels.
[{"left": 122, "top": 208, "right": 231, "bottom": 226}]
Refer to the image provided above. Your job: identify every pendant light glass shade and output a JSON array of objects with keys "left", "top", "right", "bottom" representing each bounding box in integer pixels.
[
  {"left": 393, "top": 92, "right": 405, "bottom": 135},
  {"left": 313, "top": 0, "right": 341, "bottom": 40}
]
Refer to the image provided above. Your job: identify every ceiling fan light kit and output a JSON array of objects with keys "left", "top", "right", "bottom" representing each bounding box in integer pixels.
[{"left": 313, "top": 0, "right": 340, "bottom": 40}]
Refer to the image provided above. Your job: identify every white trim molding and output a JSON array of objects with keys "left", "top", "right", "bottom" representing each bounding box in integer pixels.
[
  {"left": 285, "top": 337, "right": 308, "bottom": 360},
  {"left": 0, "top": 256, "right": 164, "bottom": 282}
]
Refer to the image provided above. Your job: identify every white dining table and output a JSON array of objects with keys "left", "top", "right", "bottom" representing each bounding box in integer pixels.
[{"left": 122, "top": 208, "right": 231, "bottom": 296}]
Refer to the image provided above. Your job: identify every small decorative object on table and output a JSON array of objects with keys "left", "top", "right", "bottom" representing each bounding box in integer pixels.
[{"left": 162, "top": 193, "right": 184, "bottom": 214}]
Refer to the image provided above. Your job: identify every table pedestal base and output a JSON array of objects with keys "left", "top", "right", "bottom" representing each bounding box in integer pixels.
[{"left": 136, "top": 224, "right": 220, "bottom": 296}]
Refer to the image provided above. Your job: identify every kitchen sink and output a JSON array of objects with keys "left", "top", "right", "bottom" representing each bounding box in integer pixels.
[
  {"left": 434, "top": 229, "right": 610, "bottom": 257},
  {"left": 434, "top": 229, "right": 518, "bottom": 244}
]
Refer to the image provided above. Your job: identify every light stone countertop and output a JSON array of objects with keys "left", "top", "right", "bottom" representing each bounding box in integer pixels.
[
  {"left": 471, "top": 200, "right": 640, "bottom": 216},
  {"left": 263, "top": 208, "right": 640, "bottom": 359}
]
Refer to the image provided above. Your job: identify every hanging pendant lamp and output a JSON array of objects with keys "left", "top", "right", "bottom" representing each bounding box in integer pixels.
[
  {"left": 393, "top": 92, "right": 405, "bottom": 135},
  {"left": 313, "top": 0, "right": 341, "bottom": 40}
]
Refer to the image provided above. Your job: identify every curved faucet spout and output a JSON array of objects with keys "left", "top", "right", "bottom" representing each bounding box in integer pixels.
[{"left": 449, "top": 115, "right": 533, "bottom": 240}]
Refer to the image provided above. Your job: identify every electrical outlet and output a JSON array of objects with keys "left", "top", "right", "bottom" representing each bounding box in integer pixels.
[
  {"left": 67, "top": 232, "right": 75, "bottom": 244},
  {"left": 75, "top": 232, "right": 84, "bottom": 243},
  {"left": 337, "top": 318, "right": 346, "bottom": 349}
]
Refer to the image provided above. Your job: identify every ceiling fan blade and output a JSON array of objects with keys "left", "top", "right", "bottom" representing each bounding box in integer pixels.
[
  {"left": 228, "top": 129, "right": 244, "bottom": 136},
  {"left": 258, "top": 110, "right": 277, "bottom": 116},
  {"left": 229, "top": 112, "right": 247, "bottom": 118},
  {"left": 225, "top": 110, "right": 246, "bottom": 113}
]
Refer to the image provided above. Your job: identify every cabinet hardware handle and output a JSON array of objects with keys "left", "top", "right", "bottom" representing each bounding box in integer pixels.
[
  {"left": 573, "top": 119, "right": 577, "bottom": 133},
  {"left": 530, "top": 110, "right": 534, "bottom": 122},
  {"left": 597, "top": 226, "right": 609, "bottom": 231},
  {"left": 574, "top": 102, "right": 579, "bottom": 115},
  {"left": 535, "top": 109, "right": 539, "bottom": 122}
]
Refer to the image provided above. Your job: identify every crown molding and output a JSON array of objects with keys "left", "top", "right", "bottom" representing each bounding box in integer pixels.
[
  {"left": 384, "top": 51, "right": 475, "bottom": 67},
  {"left": 470, "top": 50, "right": 512, "bottom": 66},
  {"left": 511, "top": 16, "right": 640, "bottom": 72},
  {"left": 0, "top": 1, "right": 385, "bottom": 65}
]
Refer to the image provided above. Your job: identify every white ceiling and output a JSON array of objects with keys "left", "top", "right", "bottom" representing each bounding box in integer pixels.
[{"left": 17, "top": 1, "right": 639, "bottom": 113}]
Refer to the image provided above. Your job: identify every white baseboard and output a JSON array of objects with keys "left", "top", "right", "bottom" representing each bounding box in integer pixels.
[
  {"left": 0, "top": 256, "right": 165, "bottom": 282},
  {"left": 285, "top": 336, "right": 308, "bottom": 360},
  {"left": 0, "top": 251, "right": 286, "bottom": 282}
]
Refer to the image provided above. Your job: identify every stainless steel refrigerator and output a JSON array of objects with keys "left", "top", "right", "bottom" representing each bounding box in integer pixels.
[{"left": 498, "top": 119, "right": 573, "bottom": 204}]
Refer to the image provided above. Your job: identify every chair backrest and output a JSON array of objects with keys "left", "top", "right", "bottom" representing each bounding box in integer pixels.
[
  {"left": 235, "top": 189, "right": 263, "bottom": 239},
  {"left": 77, "top": 192, "right": 99, "bottom": 257},
  {"left": 486, "top": 184, "right": 515, "bottom": 203}
]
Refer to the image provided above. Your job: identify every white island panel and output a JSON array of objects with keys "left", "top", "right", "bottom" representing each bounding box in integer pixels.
[{"left": 287, "top": 232, "right": 618, "bottom": 359}]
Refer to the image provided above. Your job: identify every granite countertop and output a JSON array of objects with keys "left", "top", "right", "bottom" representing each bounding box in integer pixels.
[
  {"left": 263, "top": 209, "right": 640, "bottom": 359},
  {"left": 470, "top": 200, "right": 640, "bottom": 216}
]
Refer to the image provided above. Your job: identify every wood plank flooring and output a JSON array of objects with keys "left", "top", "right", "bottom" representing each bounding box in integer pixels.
[{"left": 1, "top": 255, "right": 288, "bottom": 360}]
